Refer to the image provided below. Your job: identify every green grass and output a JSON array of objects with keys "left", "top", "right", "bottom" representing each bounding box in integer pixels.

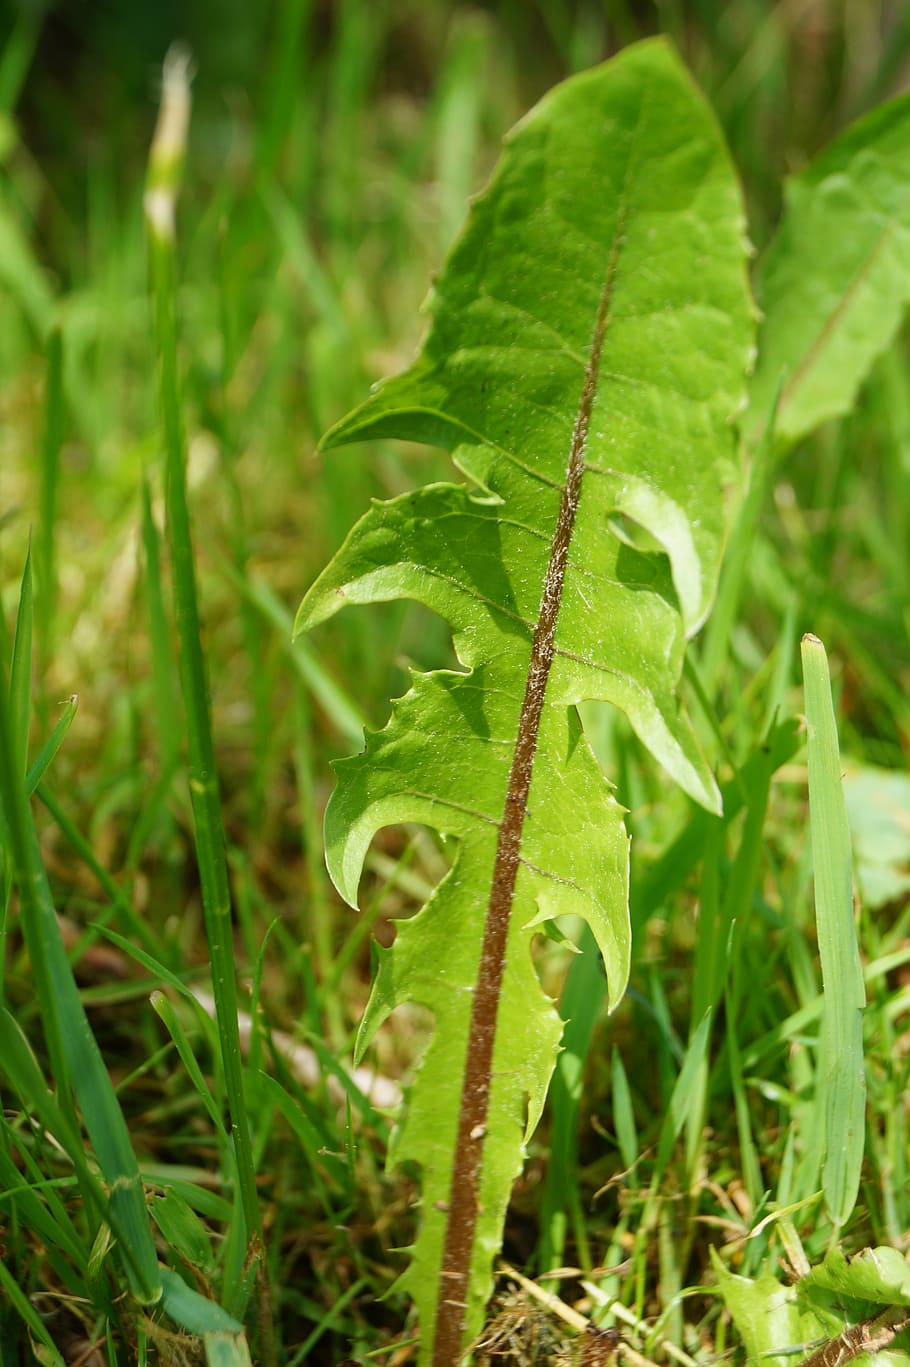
[{"left": 2, "top": 2, "right": 910, "bottom": 1363}]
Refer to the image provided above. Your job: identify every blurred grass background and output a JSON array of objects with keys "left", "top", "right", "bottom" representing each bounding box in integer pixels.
[{"left": 2, "top": 2, "right": 910, "bottom": 1363}]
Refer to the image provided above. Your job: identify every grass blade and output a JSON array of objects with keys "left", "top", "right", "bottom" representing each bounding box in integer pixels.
[
  {"left": 700, "top": 381, "right": 781, "bottom": 696},
  {"left": 149, "top": 991, "right": 230, "bottom": 1144},
  {"left": 25, "top": 694, "right": 77, "bottom": 795},
  {"left": 800, "top": 632, "right": 866, "bottom": 1226},
  {"left": 655, "top": 1009, "right": 713, "bottom": 1178},
  {"left": 539, "top": 922, "right": 605, "bottom": 1272},
  {"left": 37, "top": 324, "right": 64, "bottom": 674},
  {"left": 158, "top": 1266, "right": 243, "bottom": 1335},
  {"left": 0, "top": 997, "right": 159, "bottom": 1302},
  {"left": 204, "top": 1330, "right": 255, "bottom": 1367},
  {"left": 0, "top": 1135, "right": 89, "bottom": 1269},
  {"left": 611, "top": 1045, "right": 640, "bottom": 1174},
  {"left": 8, "top": 543, "right": 33, "bottom": 777},
  {"left": 222, "top": 563, "right": 366, "bottom": 749},
  {"left": 140, "top": 478, "right": 182, "bottom": 780},
  {"left": 2, "top": 562, "right": 159, "bottom": 1303},
  {"left": 0, "top": 1256, "right": 67, "bottom": 1367},
  {"left": 144, "top": 47, "right": 271, "bottom": 1351},
  {"left": 36, "top": 783, "right": 160, "bottom": 955}
]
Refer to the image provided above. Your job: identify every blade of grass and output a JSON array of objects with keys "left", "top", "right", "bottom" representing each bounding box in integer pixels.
[
  {"left": 221, "top": 561, "right": 365, "bottom": 748},
  {"left": 723, "top": 928, "right": 763, "bottom": 1210},
  {"left": 0, "top": 192, "right": 55, "bottom": 337},
  {"left": 3, "top": 560, "right": 160, "bottom": 1304},
  {"left": 539, "top": 921, "right": 606, "bottom": 1273},
  {"left": 260, "top": 183, "right": 348, "bottom": 334},
  {"left": 284, "top": 1276, "right": 369, "bottom": 1367},
  {"left": 694, "top": 719, "right": 781, "bottom": 1175},
  {"left": 149, "top": 991, "right": 230, "bottom": 1146},
  {"left": 157, "top": 1266, "right": 244, "bottom": 1335},
  {"left": 800, "top": 633, "right": 866, "bottom": 1227},
  {"left": 292, "top": 682, "right": 344, "bottom": 1046},
  {"left": 204, "top": 1329, "right": 255, "bottom": 1367},
  {"left": 625, "top": 1006, "right": 713, "bottom": 1322},
  {"left": 36, "top": 325, "right": 64, "bottom": 685},
  {"left": 0, "top": 1133, "right": 90, "bottom": 1270},
  {"left": 255, "top": 1071, "right": 343, "bottom": 1214},
  {"left": 150, "top": 1187, "right": 214, "bottom": 1272},
  {"left": 256, "top": 0, "right": 312, "bottom": 178},
  {"left": 655, "top": 1009, "right": 713, "bottom": 1183},
  {"left": 8, "top": 542, "right": 33, "bottom": 777},
  {"left": 24, "top": 693, "right": 77, "bottom": 794},
  {"left": 700, "top": 382, "right": 782, "bottom": 697},
  {"left": 432, "top": 12, "right": 489, "bottom": 252},
  {"left": 144, "top": 49, "right": 272, "bottom": 1354},
  {"left": 209, "top": 249, "right": 273, "bottom": 840},
  {"left": 36, "top": 783, "right": 161, "bottom": 955},
  {"left": 140, "top": 477, "right": 181, "bottom": 781},
  {"left": 0, "top": 1255, "right": 67, "bottom": 1367},
  {"left": 0, "top": 1002, "right": 159, "bottom": 1300},
  {"left": 633, "top": 718, "right": 802, "bottom": 922},
  {"left": 611, "top": 1045, "right": 640, "bottom": 1175},
  {"left": 0, "top": 9, "right": 41, "bottom": 114}
]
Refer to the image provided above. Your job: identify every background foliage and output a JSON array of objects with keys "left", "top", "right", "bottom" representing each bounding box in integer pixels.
[{"left": 2, "top": 2, "right": 910, "bottom": 1364}]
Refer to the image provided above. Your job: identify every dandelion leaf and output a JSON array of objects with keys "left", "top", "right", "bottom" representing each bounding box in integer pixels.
[
  {"left": 296, "top": 37, "right": 753, "bottom": 1363},
  {"left": 748, "top": 89, "right": 910, "bottom": 445}
]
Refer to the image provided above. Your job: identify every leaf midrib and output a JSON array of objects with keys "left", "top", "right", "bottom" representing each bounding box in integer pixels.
[{"left": 430, "top": 172, "right": 632, "bottom": 1359}]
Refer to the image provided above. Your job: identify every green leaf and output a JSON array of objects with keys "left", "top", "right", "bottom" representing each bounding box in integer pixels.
[
  {"left": 150, "top": 1190, "right": 215, "bottom": 1272},
  {"left": 8, "top": 540, "right": 33, "bottom": 776},
  {"left": 801, "top": 633, "right": 866, "bottom": 1227},
  {"left": 0, "top": 579, "right": 162, "bottom": 1304},
  {"left": 0, "top": 1006, "right": 159, "bottom": 1301},
  {"left": 655, "top": 1008, "right": 712, "bottom": 1175},
  {"left": 843, "top": 765, "right": 910, "bottom": 911},
  {"left": 714, "top": 1248, "right": 910, "bottom": 1367},
  {"left": 803, "top": 1246, "right": 910, "bottom": 1308},
  {"left": 158, "top": 1265, "right": 243, "bottom": 1335},
  {"left": 203, "top": 1331, "right": 254, "bottom": 1367},
  {"left": 0, "top": 1257, "right": 67, "bottom": 1367},
  {"left": 302, "top": 44, "right": 752, "bottom": 811},
  {"left": 748, "top": 89, "right": 910, "bottom": 446},
  {"left": 711, "top": 1252, "right": 844, "bottom": 1367},
  {"left": 25, "top": 694, "right": 77, "bottom": 796},
  {"left": 298, "top": 37, "right": 752, "bottom": 1363}
]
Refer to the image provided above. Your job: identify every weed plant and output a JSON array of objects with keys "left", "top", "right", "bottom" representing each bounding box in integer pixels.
[{"left": 1, "top": 3, "right": 909, "bottom": 1365}]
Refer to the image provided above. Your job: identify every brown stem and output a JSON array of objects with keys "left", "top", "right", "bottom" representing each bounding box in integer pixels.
[
  {"left": 796, "top": 1306, "right": 910, "bottom": 1367},
  {"left": 431, "top": 223, "right": 624, "bottom": 1366}
]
